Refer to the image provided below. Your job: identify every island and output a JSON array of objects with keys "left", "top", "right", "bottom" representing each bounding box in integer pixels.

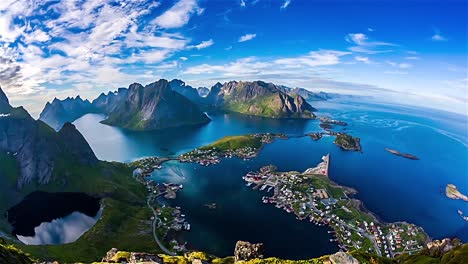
[
  {"left": 243, "top": 154, "right": 428, "bottom": 258},
  {"left": 307, "top": 132, "right": 324, "bottom": 141},
  {"left": 446, "top": 184, "right": 468, "bottom": 201},
  {"left": 384, "top": 148, "right": 419, "bottom": 160},
  {"left": 320, "top": 116, "right": 348, "bottom": 127},
  {"left": 334, "top": 133, "right": 362, "bottom": 152},
  {"left": 179, "top": 133, "right": 287, "bottom": 165}
]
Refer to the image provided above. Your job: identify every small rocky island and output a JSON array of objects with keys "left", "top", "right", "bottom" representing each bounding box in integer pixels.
[
  {"left": 334, "top": 133, "right": 362, "bottom": 152},
  {"left": 446, "top": 184, "right": 468, "bottom": 201},
  {"left": 384, "top": 148, "right": 419, "bottom": 160}
]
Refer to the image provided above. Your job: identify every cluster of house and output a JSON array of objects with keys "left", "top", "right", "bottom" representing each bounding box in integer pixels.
[
  {"left": 131, "top": 156, "right": 162, "bottom": 175},
  {"left": 179, "top": 145, "right": 259, "bottom": 166}
]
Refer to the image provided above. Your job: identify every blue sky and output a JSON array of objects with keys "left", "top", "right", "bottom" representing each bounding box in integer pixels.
[{"left": 0, "top": 0, "right": 466, "bottom": 116}]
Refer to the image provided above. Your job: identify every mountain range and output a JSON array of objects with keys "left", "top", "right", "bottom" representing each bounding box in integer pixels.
[{"left": 38, "top": 79, "right": 322, "bottom": 131}]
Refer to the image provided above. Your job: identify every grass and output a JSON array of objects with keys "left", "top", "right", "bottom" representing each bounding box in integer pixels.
[{"left": 200, "top": 135, "right": 263, "bottom": 152}]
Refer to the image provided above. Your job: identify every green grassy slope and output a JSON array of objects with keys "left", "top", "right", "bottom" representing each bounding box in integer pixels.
[{"left": 200, "top": 135, "right": 263, "bottom": 151}]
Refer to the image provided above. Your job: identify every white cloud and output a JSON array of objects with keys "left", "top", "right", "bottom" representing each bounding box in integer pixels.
[
  {"left": 405, "top": 56, "right": 420, "bottom": 60},
  {"left": 386, "top": 61, "right": 413, "bottom": 69},
  {"left": 367, "top": 28, "right": 375, "bottom": 32},
  {"left": 355, "top": 56, "right": 371, "bottom": 64},
  {"left": 179, "top": 56, "right": 188, "bottom": 61},
  {"left": 280, "top": 0, "right": 291, "bottom": 9},
  {"left": 238, "top": 33, "right": 256, "bottom": 42},
  {"left": 240, "top": 0, "right": 246, "bottom": 7},
  {"left": 153, "top": 0, "right": 203, "bottom": 29},
  {"left": 183, "top": 49, "right": 350, "bottom": 76},
  {"left": 345, "top": 33, "right": 396, "bottom": 53},
  {"left": 275, "top": 50, "right": 350, "bottom": 68},
  {"left": 187, "top": 39, "right": 214, "bottom": 50},
  {"left": 431, "top": 33, "right": 447, "bottom": 42}
]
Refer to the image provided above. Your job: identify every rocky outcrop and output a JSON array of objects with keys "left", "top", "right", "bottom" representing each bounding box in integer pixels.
[
  {"left": 426, "top": 238, "right": 461, "bottom": 257},
  {"left": 205, "top": 81, "right": 316, "bottom": 119},
  {"left": 101, "top": 79, "right": 210, "bottom": 131},
  {"left": 234, "top": 241, "right": 264, "bottom": 262},
  {"left": 328, "top": 252, "right": 360, "bottom": 264},
  {"left": 39, "top": 96, "right": 95, "bottom": 130},
  {"left": 0, "top": 87, "right": 97, "bottom": 189},
  {"left": 101, "top": 248, "right": 162, "bottom": 263}
]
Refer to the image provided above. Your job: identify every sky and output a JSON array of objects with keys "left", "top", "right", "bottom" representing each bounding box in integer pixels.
[{"left": 0, "top": 0, "right": 466, "bottom": 117}]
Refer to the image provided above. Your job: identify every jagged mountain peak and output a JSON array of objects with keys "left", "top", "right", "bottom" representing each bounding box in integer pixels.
[{"left": 0, "top": 86, "right": 11, "bottom": 112}]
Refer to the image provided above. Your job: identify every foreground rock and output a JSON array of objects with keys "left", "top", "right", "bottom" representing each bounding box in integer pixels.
[
  {"left": 328, "top": 252, "right": 360, "bottom": 264},
  {"left": 102, "top": 248, "right": 163, "bottom": 263},
  {"left": 426, "top": 238, "right": 462, "bottom": 257},
  {"left": 234, "top": 241, "right": 265, "bottom": 262}
]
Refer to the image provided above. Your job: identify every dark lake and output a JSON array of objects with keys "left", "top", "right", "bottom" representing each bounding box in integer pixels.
[{"left": 7, "top": 191, "right": 101, "bottom": 245}]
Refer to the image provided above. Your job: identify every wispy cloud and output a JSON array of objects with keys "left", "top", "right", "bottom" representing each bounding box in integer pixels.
[
  {"left": 431, "top": 32, "right": 447, "bottom": 42},
  {"left": 183, "top": 49, "right": 349, "bottom": 76},
  {"left": 188, "top": 39, "right": 214, "bottom": 50},
  {"left": 240, "top": 0, "right": 246, "bottom": 7},
  {"left": 386, "top": 61, "right": 413, "bottom": 69},
  {"left": 238, "top": 33, "right": 257, "bottom": 42},
  {"left": 345, "top": 33, "right": 396, "bottom": 54},
  {"left": 153, "top": 0, "right": 203, "bottom": 29},
  {"left": 354, "top": 56, "right": 372, "bottom": 64},
  {"left": 280, "top": 0, "right": 292, "bottom": 9}
]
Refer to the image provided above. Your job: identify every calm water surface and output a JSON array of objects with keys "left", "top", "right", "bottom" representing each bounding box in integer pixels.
[{"left": 74, "top": 100, "right": 468, "bottom": 258}]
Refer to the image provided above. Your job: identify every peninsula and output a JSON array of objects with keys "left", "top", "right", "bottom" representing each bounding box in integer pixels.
[
  {"left": 446, "top": 184, "right": 468, "bottom": 201},
  {"left": 179, "top": 133, "right": 287, "bottom": 165},
  {"left": 243, "top": 154, "right": 428, "bottom": 258}
]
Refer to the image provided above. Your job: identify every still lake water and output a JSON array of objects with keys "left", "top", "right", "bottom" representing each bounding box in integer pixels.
[{"left": 74, "top": 100, "right": 468, "bottom": 258}]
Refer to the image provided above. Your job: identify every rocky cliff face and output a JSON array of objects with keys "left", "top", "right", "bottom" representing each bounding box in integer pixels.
[
  {"left": 0, "top": 87, "right": 97, "bottom": 189},
  {"left": 168, "top": 79, "right": 204, "bottom": 104},
  {"left": 205, "top": 81, "right": 316, "bottom": 118},
  {"left": 101, "top": 79, "right": 210, "bottom": 131},
  {"left": 39, "top": 96, "right": 95, "bottom": 130}
]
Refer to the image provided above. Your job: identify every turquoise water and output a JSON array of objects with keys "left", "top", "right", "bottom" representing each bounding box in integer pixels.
[{"left": 74, "top": 100, "right": 468, "bottom": 258}]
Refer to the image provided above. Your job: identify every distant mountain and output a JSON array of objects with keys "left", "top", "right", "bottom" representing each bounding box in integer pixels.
[
  {"left": 197, "top": 87, "right": 210, "bottom": 97},
  {"left": 101, "top": 79, "right": 210, "bottom": 131},
  {"left": 205, "top": 81, "right": 316, "bottom": 119},
  {"left": 281, "top": 87, "right": 329, "bottom": 101},
  {"left": 39, "top": 96, "right": 95, "bottom": 130},
  {"left": 168, "top": 79, "right": 204, "bottom": 104},
  {"left": 92, "top": 88, "right": 128, "bottom": 114},
  {"left": 0, "top": 87, "right": 98, "bottom": 189}
]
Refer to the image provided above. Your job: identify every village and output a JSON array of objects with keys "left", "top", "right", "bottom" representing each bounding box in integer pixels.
[
  {"left": 131, "top": 158, "right": 191, "bottom": 254},
  {"left": 243, "top": 154, "right": 428, "bottom": 258},
  {"left": 178, "top": 133, "right": 288, "bottom": 166}
]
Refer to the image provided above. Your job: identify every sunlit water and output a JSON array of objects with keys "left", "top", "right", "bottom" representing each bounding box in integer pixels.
[{"left": 74, "top": 99, "right": 468, "bottom": 258}]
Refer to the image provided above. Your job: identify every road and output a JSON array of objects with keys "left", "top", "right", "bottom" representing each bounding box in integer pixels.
[{"left": 134, "top": 173, "right": 176, "bottom": 256}]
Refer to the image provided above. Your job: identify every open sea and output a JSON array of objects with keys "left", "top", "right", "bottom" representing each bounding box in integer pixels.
[{"left": 73, "top": 99, "right": 468, "bottom": 259}]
